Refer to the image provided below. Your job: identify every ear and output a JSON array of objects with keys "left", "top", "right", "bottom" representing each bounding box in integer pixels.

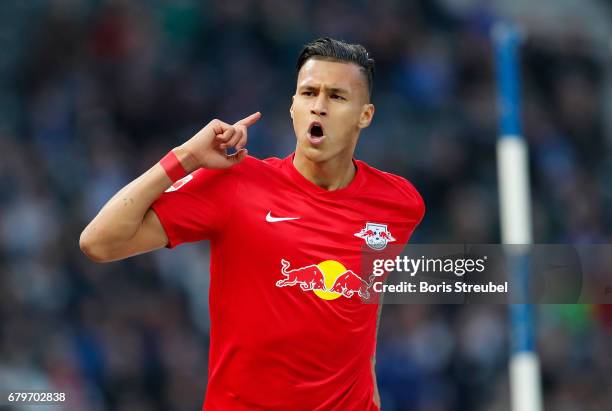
[
  {"left": 290, "top": 95, "right": 295, "bottom": 119},
  {"left": 358, "top": 103, "right": 375, "bottom": 129}
]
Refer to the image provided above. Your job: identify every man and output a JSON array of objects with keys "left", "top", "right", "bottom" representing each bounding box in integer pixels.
[{"left": 80, "top": 37, "right": 425, "bottom": 410}]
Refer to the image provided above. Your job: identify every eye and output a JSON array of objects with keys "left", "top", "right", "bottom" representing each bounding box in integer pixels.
[
  {"left": 302, "top": 91, "right": 315, "bottom": 96},
  {"left": 332, "top": 94, "right": 345, "bottom": 100}
]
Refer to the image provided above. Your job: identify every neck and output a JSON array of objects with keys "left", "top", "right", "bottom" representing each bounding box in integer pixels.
[{"left": 293, "top": 150, "right": 356, "bottom": 191}]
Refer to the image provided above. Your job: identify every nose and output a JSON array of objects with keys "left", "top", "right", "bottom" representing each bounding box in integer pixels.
[{"left": 310, "top": 94, "right": 327, "bottom": 117}]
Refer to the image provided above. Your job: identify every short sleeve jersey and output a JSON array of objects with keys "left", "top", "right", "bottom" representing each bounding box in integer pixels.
[{"left": 151, "top": 154, "right": 425, "bottom": 411}]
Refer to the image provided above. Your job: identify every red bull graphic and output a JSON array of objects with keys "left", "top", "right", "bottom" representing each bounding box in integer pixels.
[
  {"left": 329, "top": 270, "right": 371, "bottom": 299},
  {"left": 276, "top": 259, "right": 375, "bottom": 301},
  {"left": 354, "top": 222, "right": 396, "bottom": 250},
  {"left": 276, "top": 259, "right": 326, "bottom": 291}
]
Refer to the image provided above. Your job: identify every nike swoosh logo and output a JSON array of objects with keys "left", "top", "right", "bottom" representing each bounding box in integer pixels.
[{"left": 266, "top": 211, "right": 301, "bottom": 223}]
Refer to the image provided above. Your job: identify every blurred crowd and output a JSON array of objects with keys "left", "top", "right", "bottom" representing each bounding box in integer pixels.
[{"left": 0, "top": 0, "right": 611, "bottom": 410}]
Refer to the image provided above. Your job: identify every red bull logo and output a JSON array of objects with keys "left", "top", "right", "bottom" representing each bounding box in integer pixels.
[
  {"left": 276, "top": 260, "right": 326, "bottom": 291},
  {"left": 276, "top": 259, "right": 374, "bottom": 300},
  {"left": 354, "top": 222, "right": 396, "bottom": 250}
]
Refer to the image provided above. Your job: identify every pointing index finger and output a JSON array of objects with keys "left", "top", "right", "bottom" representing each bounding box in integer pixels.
[{"left": 235, "top": 112, "right": 261, "bottom": 128}]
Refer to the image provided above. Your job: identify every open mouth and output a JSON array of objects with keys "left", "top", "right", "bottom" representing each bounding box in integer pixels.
[{"left": 307, "top": 122, "right": 325, "bottom": 145}]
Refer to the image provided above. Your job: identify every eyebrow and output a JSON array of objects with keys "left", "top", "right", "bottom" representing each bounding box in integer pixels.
[{"left": 299, "top": 85, "right": 350, "bottom": 94}]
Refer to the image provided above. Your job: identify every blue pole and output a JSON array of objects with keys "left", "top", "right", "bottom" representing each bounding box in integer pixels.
[{"left": 492, "top": 22, "right": 543, "bottom": 411}]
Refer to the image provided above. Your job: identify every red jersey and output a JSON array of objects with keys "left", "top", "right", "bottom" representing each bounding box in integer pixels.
[{"left": 150, "top": 154, "right": 425, "bottom": 411}]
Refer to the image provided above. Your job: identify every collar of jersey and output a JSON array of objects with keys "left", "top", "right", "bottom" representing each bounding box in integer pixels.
[{"left": 283, "top": 153, "right": 364, "bottom": 197}]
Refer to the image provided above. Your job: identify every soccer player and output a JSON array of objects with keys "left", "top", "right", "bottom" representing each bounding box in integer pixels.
[{"left": 80, "top": 37, "right": 425, "bottom": 411}]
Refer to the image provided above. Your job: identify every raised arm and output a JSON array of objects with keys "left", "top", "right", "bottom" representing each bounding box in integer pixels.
[{"left": 79, "top": 113, "right": 261, "bottom": 262}]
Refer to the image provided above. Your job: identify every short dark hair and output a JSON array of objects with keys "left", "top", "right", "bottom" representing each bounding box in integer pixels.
[{"left": 296, "top": 37, "right": 375, "bottom": 99}]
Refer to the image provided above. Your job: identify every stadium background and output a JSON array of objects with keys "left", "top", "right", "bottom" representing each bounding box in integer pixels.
[{"left": 0, "top": 0, "right": 611, "bottom": 410}]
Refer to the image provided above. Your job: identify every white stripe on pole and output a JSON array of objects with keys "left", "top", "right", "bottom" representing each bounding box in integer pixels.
[
  {"left": 510, "top": 352, "right": 543, "bottom": 411},
  {"left": 497, "top": 137, "right": 532, "bottom": 245}
]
